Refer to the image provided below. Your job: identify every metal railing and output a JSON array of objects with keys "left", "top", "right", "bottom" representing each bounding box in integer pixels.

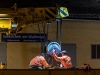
[{"left": 69, "top": 14, "right": 100, "bottom": 19}]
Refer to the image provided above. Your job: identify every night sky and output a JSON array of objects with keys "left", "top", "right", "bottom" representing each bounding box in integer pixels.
[
  {"left": 0, "top": 0, "right": 100, "bottom": 8},
  {"left": 0, "top": 0, "right": 100, "bottom": 14}
]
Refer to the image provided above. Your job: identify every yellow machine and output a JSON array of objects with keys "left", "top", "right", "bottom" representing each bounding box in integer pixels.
[
  {"left": 0, "top": 3, "right": 69, "bottom": 35},
  {"left": 0, "top": 62, "right": 6, "bottom": 69}
]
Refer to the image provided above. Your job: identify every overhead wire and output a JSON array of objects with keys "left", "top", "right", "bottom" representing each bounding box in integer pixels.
[{"left": 30, "top": 24, "right": 56, "bottom": 33}]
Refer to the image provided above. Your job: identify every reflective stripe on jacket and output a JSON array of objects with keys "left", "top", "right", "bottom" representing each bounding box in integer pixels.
[
  {"left": 29, "top": 56, "right": 49, "bottom": 68},
  {"left": 53, "top": 54, "right": 72, "bottom": 68}
]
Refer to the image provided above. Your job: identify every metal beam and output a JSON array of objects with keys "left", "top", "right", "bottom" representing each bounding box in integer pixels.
[
  {"left": 60, "top": 19, "right": 62, "bottom": 48},
  {"left": 56, "top": 21, "right": 59, "bottom": 41}
]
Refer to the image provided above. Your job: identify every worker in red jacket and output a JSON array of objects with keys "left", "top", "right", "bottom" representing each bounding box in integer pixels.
[
  {"left": 29, "top": 53, "right": 49, "bottom": 69},
  {"left": 52, "top": 49, "right": 72, "bottom": 68}
]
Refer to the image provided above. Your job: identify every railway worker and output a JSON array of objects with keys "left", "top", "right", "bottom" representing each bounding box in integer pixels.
[
  {"left": 29, "top": 53, "right": 49, "bottom": 69},
  {"left": 52, "top": 49, "right": 72, "bottom": 68}
]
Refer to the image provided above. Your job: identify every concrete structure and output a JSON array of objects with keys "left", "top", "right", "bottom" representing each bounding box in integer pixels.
[{"left": 0, "top": 20, "right": 100, "bottom": 69}]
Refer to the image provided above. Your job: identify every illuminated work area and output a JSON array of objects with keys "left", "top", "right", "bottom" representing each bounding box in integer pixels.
[
  {"left": 0, "top": 3, "right": 70, "bottom": 69},
  {"left": 0, "top": 1, "right": 100, "bottom": 75}
]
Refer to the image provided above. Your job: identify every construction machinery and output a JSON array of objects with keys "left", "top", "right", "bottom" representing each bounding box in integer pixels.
[
  {"left": 0, "top": 3, "right": 69, "bottom": 35},
  {"left": 0, "top": 3, "right": 69, "bottom": 68}
]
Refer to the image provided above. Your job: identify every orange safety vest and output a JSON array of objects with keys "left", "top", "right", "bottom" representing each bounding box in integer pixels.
[
  {"left": 53, "top": 54, "right": 72, "bottom": 68},
  {"left": 60, "top": 56, "right": 72, "bottom": 68},
  {"left": 29, "top": 56, "right": 49, "bottom": 68}
]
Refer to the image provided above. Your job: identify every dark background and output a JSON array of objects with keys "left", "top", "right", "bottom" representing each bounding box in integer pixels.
[{"left": 0, "top": 0, "right": 100, "bottom": 20}]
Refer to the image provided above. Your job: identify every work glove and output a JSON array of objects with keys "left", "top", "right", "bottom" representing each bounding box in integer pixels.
[
  {"left": 53, "top": 49, "right": 56, "bottom": 54},
  {"left": 48, "top": 65, "right": 52, "bottom": 68}
]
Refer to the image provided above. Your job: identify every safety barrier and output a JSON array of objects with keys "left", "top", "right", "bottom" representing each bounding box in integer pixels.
[{"left": 0, "top": 69, "right": 99, "bottom": 75}]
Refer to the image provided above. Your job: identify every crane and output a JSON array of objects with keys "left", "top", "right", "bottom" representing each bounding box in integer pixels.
[
  {"left": 0, "top": 3, "right": 69, "bottom": 68},
  {"left": 0, "top": 3, "right": 69, "bottom": 35}
]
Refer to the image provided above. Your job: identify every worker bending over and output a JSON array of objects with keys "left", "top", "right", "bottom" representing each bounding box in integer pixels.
[
  {"left": 52, "top": 49, "right": 72, "bottom": 68},
  {"left": 29, "top": 53, "right": 49, "bottom": 69}
]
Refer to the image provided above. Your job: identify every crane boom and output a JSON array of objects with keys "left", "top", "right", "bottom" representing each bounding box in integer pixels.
[{"left": 0, "top": 3, "right": 69, "bottom": 35}]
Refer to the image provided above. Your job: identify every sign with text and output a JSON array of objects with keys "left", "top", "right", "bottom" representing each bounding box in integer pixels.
[{"left": 1, "top": 33, "right": 46, "bottom": 42}]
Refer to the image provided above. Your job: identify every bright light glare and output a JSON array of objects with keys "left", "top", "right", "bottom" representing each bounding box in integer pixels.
[
  {"left": 0, "top": 14, "right": 8, "bottom": 16},
  {"left": 0, "top": 18, "right": 11, "bottom": 20}
]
